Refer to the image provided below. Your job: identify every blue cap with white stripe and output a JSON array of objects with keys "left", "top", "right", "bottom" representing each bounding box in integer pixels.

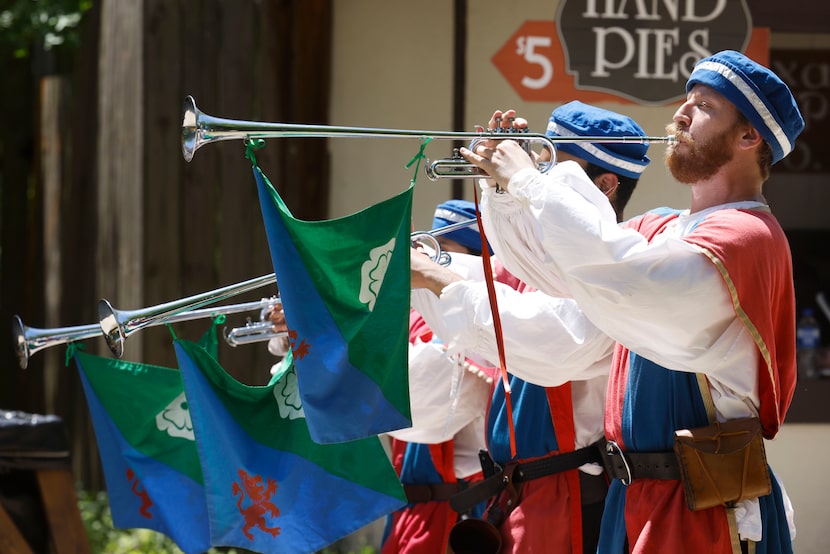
[
  {"left": 546, "top": 101, "right": 651, "bottom": 180},
  {"left": 686, "top": 50, "right": 804, "bottom": 164},
  {"left": 432, "top": 199, "right": 492, "bottom": 255}
]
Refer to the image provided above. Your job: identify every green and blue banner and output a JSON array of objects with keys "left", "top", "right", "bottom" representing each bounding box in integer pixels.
[
  {"left": 253, "top": 161, "right": 413, "bottom": 443},
  {"left": 73, "top": 348, "right": 211, "bottom": 554},
  {"left": 175, "top": 340, "right": 406, "bottom": 552}
]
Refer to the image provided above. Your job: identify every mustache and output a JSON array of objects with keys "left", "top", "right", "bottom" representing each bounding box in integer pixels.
[{"left": 665, "top": 123, "right": 693, "bottom": 146}]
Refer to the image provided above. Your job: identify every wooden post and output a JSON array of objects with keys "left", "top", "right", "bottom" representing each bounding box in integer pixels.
[
  {"left": 96, "top": 0, "right": 144, "bottom": 358},
  {"left": 39, "top": 75, "right": 69, "bottom": 414}
]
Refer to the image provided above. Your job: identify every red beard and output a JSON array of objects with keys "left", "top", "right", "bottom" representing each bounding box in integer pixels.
[{"left": 665, "top": 123, "right": 734, "bottom": 183}]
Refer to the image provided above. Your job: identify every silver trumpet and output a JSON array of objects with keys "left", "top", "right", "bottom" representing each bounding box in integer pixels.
[
  {"left": 411, "top": 217, "right": 481, "bottom": 266},
  {"left": 13, "top": 293, "right": 281, "bottom": 369},
  {"left": 181, "top": 95, "right": 676, "bottom": 179},
  {"left": 12, "top": 317, "right": 102, "bottom": 370},
  {"left": 224, "top": 320, "right": 288, "bottom": 347},
  {"left": 224, "top": 296, "right": 288, "bottom": 347},
  {"left": 181, "top": 96, "right": 558, "bottom": 179},
  {"left": 99, "top": 273, "right": 278, "bottom": 358}
]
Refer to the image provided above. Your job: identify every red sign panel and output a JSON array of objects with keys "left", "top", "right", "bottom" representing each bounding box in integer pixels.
[{"left": 493, "top": 21, "right": 769, "bottom": 105}]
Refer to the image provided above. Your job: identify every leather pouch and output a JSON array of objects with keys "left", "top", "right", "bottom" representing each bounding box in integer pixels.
[{"left": 673, "top": 417, "right": 771, "bottom": 511}]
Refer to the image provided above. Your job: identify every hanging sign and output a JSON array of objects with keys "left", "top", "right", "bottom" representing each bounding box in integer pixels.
[{"left": 493, "top": 0, "right": 760, "bottom": 105}]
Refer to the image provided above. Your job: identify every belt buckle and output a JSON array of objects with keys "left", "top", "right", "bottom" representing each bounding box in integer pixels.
[{"left": 605, "top": 440, "right": 633, "bottom": 486}]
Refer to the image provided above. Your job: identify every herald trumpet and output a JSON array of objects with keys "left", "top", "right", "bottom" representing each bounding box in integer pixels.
[
  {"left": 411, "top": 217, "right": 480, "bottom": 266},
  {"left": 181, "top": 95, "right": 677, "bottom": 179},
  {"left": 13, "top": 294, "right": 281, "bottom": 369},
  {"left": 99, "top": 273, "right": 278, "bottom": 358},
  {"left": 181, "top": 96, "right": 557, "bottom": 179},
  {"left": 12, "top": 317, "right": 101, "bottom": 370}
]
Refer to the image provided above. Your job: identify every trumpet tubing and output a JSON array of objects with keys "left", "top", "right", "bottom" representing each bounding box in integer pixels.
[
  {"left": 12, "top": 316, "right": 101, "bottom": 370},
  {"left": 99, "top": 274, "right": 278, "bottom": 358},
  {"left": 181, "top": 95, "right": 676, "bottom": 181},
  {"left": 410, "top": 217, "right": 481, "bottom": 267},
  {"left": 182, "top": 96, "right": 557, "bottom": 178},
  {"left": 13, "top": 294, "right": 282, "bottom": 369},
  {"left": 224, "top": 320, "right": 288, "bottom": 347}
]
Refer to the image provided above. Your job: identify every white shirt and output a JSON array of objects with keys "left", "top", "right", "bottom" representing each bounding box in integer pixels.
[
  {"left": 478, "top": 161, "right": 795, "bottom": 541},
  {"left": 410, "top": 251, "right": 609, "bottom": 464}
]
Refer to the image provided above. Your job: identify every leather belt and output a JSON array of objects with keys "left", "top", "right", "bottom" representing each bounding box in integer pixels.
[
  {"left": 601, "top": 440, "right": 681, "bottom": 484},
  {"left": 511, "top": 445, "right": 603, "bottom": 482},
  {"left": 403, "top": 481, "right": 466, "bottom": 503},
  {"left": 450, "top": 443, "right": 604, "bottom": 513}
]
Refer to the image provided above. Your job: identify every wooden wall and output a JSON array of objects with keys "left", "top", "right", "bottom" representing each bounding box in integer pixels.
[{"left": 0, "top": 0, "right": 332, "bottom": 489}]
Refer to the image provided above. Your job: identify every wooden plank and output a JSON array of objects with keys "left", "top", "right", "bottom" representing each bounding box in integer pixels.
[
  {"left": 39, "top": 76, "right": 70, "bottom": 415},
  {"left": 0, "top": 501, "right": 34, "bottom": 554},
  {"left": 142, "top": 0, "right": 186, "bottom": 368},
  {"left": 288, "top": 0, "right": 332, "bottom": 221},
  {"left": 214, "top": 0, "right": 275, "bottom": 383},
  {"left": 0, "top": 53, "right": 44, "bottom": 412},
  {"left": 180, "top": 0, "right": 222, "bottom": 300},
  {"left": 59, "top": 1, "right": 104, "bottom": 491},
  {"left": 36, "top": 469, "right": 91, "bottom": 554},
  {"left": 96, "top": 0, "right": 145, "bottom": 357}
]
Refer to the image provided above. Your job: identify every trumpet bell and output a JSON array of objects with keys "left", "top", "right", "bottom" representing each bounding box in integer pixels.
[
  {"left": 12, "top": 315, "right": 103, "bottom": 370},
  {"left": 182, "top": 95, "right": 199, "bottom": 162},
  {"left": 12, "top": 315, "right": 29, "bottom": 370},
  {"left": 98, "top": 298, "right": 125, "bottom": 358}
]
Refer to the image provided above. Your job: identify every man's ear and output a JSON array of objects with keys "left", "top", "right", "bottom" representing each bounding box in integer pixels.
[
  {"left": 738, "top": 124, "right": 763, "bottom": 151},
  {"left": 596, "top": 172, "right": 619, "bottom": 198}
]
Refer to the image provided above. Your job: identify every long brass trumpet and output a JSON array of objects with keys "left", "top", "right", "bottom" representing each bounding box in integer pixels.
[
  {"left": 182, "top": 96, "right": 559, "bottom": 178},
  {"left": 13, "top": 294, "right": 280, "bottom": 369},
  {"left": 99, "top": 274, "right": 278, "bottom": 358},
  {"left": 12, "top": 317, "right": 101, "bottom": 370},
  {"left": 411, "top": 217, "right": 480, "bottom": 266},
  {"left": 181, "top": 96, "right": 676, "bottom": 179}
]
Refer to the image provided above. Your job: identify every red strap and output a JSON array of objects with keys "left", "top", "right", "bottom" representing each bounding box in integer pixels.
[
  {"left": 473, "top": 188, "right": 517, "bottom": 459},
  {"left": 545, "top": 384, "right": 583, "bottom": 553}
]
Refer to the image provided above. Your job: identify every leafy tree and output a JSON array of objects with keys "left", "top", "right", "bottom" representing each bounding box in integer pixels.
[{"left": 0, "top": 0, "right": 92, "bottom": 58}]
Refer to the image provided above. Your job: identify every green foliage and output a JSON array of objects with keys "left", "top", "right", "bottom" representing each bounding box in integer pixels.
[
  {"left": 77, "top": 488, "right": 379, "bottom": 554},
  {"left": 78, "top": 488, "right": 183, "bottom": 553},
  {"left": 77, "top": 488, "right": 240, "bottom": 554},
  {"left": 0, "top": 0, "right": 93, "bottom": 58}
]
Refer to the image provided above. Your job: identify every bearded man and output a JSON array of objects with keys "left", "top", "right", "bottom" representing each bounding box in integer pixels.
[{"left": 457, "top": 50, "right": 804, "bottom": 553}]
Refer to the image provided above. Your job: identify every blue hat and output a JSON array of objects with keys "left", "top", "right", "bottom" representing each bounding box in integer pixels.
[
  {"left": 686, "top": 50, "right": 804, "bottom": 164},
  {"left": 546, "top": 101, "right": 651, "bottom": 180},
  {"left": 431, "top": 199, "right": 492, "bottom": 255}
]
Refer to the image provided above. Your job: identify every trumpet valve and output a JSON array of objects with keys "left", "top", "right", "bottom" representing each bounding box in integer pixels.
[{"left": 425, "top": 150, "right": 484, "bottom": 181}]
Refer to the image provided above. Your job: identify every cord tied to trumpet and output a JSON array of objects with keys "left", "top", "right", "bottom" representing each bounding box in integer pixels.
[
  {"left": 405, "top": 137, "right": 433, "bottom": 186},
  {"left": 64, "top": 342, "right": 85, "bottom": 367},
  {"left": 244, "top": 138, "right": 266, "bottom": 165}
]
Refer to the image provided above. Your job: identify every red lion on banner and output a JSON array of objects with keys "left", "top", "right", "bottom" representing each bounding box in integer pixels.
[{"left": 232, "top": 468, "right": 281, "bottom": 540}]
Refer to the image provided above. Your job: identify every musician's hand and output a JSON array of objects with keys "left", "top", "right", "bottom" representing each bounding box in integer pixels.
[
  {"left": 488, "top": 109, "right": 528, "bottom": 132},
  {"left": 265, "top": 302, "right": 288, "bottom": 333},
  {"left": 410, "top": 247, "right": 463, "bottom": 297},
  {"left": 465, "top": 109, "right": 535, "bottom": 190},
  {"left": 460, "top": 139, "right": 535, "bottom": 192},
  {"left": 473, "top": 109, "right": 529, "bottom": 146}
]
